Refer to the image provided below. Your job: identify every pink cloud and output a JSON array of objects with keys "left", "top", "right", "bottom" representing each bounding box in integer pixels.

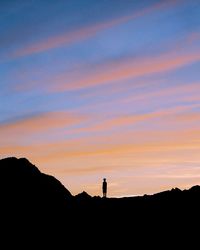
[
  {"left": 52, "top": 50, "right": 200, "bottom": 92},
  {"left": 0, "top": 111, "right": 87, "bottom": 137},
  {"left": 123, "top": 82, "right": 200, "bottom": 104},
  {"left": 13, "top": 0, "right": 179, "bottom": 57}
]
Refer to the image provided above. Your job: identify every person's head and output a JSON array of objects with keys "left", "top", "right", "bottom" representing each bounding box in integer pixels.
[{"left": 103, "top": 178, "right": 106, "bottom": 182}]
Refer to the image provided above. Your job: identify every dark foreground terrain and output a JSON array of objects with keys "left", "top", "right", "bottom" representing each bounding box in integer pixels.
[{"left": 0, "top": 157, "right": 199, "bottom": 247}]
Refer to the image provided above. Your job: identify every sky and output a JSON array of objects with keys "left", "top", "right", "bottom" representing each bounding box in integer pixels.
[{"left": 1, "top": 0, "right": 200, "bottom": 197}]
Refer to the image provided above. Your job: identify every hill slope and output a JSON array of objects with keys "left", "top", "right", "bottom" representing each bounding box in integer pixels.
[{"left": 0, "top": 157, "right": 72, "bottom": 213}]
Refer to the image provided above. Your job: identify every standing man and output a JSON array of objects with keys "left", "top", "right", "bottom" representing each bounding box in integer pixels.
[{"left": 102, "top": 178, "right": 107, "bottom": 198}]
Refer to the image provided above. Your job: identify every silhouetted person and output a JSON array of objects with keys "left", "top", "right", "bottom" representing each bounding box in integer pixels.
[{"left": 102, "top": 178, "right": 107, "bottom": 198}]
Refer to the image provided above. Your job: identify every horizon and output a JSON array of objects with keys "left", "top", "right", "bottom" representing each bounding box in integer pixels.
[
  {"left": 1, "top": 154, "right": 197, "bottom": 198},
  {"left": 0, "top": 155, "right": 198, "bottom": 198},
  {"left": 1, "top": 155, "right": 198, "bottom": 199},
  {"left": 1, "top": 0, "right": 200, "bottom": 197}
]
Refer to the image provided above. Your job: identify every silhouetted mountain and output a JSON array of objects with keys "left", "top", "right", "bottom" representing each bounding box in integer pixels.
[
  {"left": 75, "top": 191, "right": 92, "bottom": 200},
  {"left": 0, "top": 157, "right": 73, "bottom": 225},
  {"left": 0, "top": 157, "right": 199, "bottom": 247},
  {"left": 0, "top": 157, "right": 72, "bottom": 200},
  {"left": 74, "top": 191, "right": 92, "bottom": 202}
]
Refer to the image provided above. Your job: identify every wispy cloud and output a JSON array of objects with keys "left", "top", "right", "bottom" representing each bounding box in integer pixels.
[
  {"left": 52, "top": 49, "right": 200, "bottom": 92},
  {"left": 123, "top": 82, "right": 200, "bottom": 104},
  {"left": 12, "top": 0, "right": 179, "bottom": 58},
  {"left": 0, "top": 111, "right": 86, "bottom": 136},
  {"left": 6, "top": 126, "right": 199, "bottom": 165},
  {"left": 66, "top": 102, "right": 200, "bottom": 136},
  {"left": 11, "top": 30, "right": 200, "bottom": 95}
]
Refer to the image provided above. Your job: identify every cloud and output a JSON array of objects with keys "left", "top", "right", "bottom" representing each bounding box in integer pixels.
[
  {"left": 123, "top": 82, "right": 200, "bottom": 104},
  {"left": 63, "top": 99, "right": 200, "bottom": 136},
  {"left": 13, "top": 0, "right": 179, "bottom": 58},
  {"left": 2, "top": 97, "right": 197, "bottom": 160},
  {"left": 15, "top": 127, "right": 200, "bottom": 171},
  {"left": 11, "top": 30, "right": 200, "bottom": 95},
  {"left": 0, "top": 111, "right": 86, "bottom": 137},
  {"left": 51, "top": 49, "right": 200, "bottom": 92}
]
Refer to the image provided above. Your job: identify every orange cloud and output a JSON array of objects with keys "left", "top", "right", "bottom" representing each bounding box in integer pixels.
[
  {"left": 4, "top": 125, "right": 198, "bottom": 161},
  {"left": 13, "top": 0, "right": 178, "bottom": 57},
  {"left": 0, "top": 111, "right": 86, "bottom": 137},
  {"left": 66, "top": 103, "right": 200, "bottom": 136}
]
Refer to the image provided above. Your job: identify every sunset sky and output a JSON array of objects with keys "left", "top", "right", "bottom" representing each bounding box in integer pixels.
[{"left": 1, "top": 0, "right": 200, "bottom": 197}]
